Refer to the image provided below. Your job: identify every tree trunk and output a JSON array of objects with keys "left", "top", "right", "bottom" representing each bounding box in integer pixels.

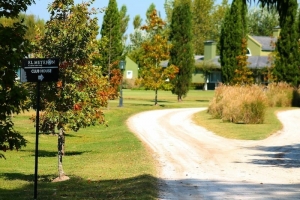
[
  {"left": 177, "top": 95, "right": 182, "bottom": 102},
  {"left": 53, "top": 128, "right": 69, "bottom": 182},
  {"left": 154, "top": 89, "right": 158, "bottom": 105}
]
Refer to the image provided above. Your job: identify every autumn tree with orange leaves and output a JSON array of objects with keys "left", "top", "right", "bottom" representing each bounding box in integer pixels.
[
  {"left": 30, "top": 0, "right": 118, "bottom": 181},
  {"left": 137, "top": 10, "right": 179, "bottom": 106}
]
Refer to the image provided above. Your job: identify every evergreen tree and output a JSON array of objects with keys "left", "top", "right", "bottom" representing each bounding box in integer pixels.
[
  {"left": 273, "top": 0, "right": 300, "bottom": 86},
  {"left": 100, "top": 0, "right": 123, "bottom": 77},
  {"left": 220, "top": 0, "right": 247, "bottom": 84},
  {"left": 169, "top": 0, "right": 194, "bottom": 101}
]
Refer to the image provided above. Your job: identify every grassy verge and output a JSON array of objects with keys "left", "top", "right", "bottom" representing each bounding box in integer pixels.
[
  {"left": 193, "top": 107, "right": 296, "bottom": 140},
  {"left": 0, "top": 89, "right": 213, "bottom": 200}
]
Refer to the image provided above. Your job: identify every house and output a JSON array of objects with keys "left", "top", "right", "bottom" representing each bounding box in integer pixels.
[
  {"left": 122, "top": 27, "right": 280, "bottom": 90},
  {"left": 122, "top": 56, "right": 139, "bottom": 80},
  {"left": 198, "top": 27, "right": 280, "bottom": 90}
]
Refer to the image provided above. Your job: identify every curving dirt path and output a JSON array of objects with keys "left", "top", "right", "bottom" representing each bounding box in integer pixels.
[{"left": 127, "top": 108, "right": 300, "bottom": 200}]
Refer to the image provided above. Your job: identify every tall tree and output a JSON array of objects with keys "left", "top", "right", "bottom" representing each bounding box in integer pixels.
[
  {"left": 137, "top": 10, "right": 179, "bottom": 105},
  {"left": 119, "top": 5, "right": 130, "bottom": 44},
  {"left": 133, "top": 14, "right": 142, "bottom": 29},
  {"left": 164, "top": 0, "right": 175, "bottom": 24},
  {"left": 0, "top": 0, "right": 34, "bottom": 158},
  {"left": 211, "top": 0, "right": 230, "bottom": 53},
  {"left": 192, "top": 0, "right": 214, "bottom": 55},
  {"left": 273, "top": 0, "right": 300, "bottom": 86},
  {"left": 220, "top": 0, "right": 247, "bottom": 84},
  {"left": 32, "top": 0, "right": 113, "bottom": 180},
  {"left": 100, "top": 0, "right": 123, "bottom": 78},
  {"left": 247, "top": 5, "right": 279, "bottom": 36},
  {"left": 0, "top": 14, "right": 45, "bottom": 43},
  {"left": 169, "top": 0, "right": 194, "bottom": 101}
]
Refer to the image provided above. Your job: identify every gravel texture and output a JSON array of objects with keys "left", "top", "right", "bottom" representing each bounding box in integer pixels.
[{"left": 127, "top": 108, "right": 300, "bottom": 200}]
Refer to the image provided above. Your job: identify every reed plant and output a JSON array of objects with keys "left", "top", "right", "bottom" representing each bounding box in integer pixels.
[
  {"left": 266, "top": 82, "right": 294, "bottom": 107},
  {"left": 208, "top": 85, "right": 268, "bottom": 124},
  {"left": 208, "top": 82, "right": 300, "bottom": 124}
]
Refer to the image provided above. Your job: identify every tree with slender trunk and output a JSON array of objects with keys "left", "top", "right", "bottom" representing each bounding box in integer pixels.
[
  {"left": 169, "top": 0, "right": 194, "bottom": 101},
  {"left": 137, "top": 10, "right": 179, "bottom": 106},
  {"left": 31, "top": 0, "right": 113, "bottom": 181}
]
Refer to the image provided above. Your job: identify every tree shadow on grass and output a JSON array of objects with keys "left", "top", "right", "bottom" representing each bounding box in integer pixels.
[
  {"left": 19, "top": 150, "right": 88, "bottom": 157},
  {"left": 0, "top": 174, "right": 158, "bottom": 200},
  {"left": 1, "top": 174, "right": 300, "bottom": 199},
  {"left": 247, "top": 143, "right": 300, "bottom": 168},
  {"left": 195, "top": 100, "right": 210, "bottom": 102}
]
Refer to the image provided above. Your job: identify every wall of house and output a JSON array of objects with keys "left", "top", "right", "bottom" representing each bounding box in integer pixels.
[
  {"left": 247, "top": 36, "right": 262, "bottom": 56},
  {"left": 123, "top": 56, "right": 138, "bottom": 80},
  {"left": 192, "top": 72, "right": 205, "bottom": 83}
]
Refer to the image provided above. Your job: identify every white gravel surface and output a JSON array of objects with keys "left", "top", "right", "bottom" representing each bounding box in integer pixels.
[{"left": 127, "top": 108, "right": 300, "bottom": 200}]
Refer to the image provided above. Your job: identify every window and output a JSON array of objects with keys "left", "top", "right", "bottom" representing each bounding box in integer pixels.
[
  {"left": 246, "top": 48, "right": 252, "bottom": 56},
  {"left": 126, "top": 70, "right": 133, "bottom": 79},
  {"left": 209, "top": 71, "right": 221, "bottom": 83}
]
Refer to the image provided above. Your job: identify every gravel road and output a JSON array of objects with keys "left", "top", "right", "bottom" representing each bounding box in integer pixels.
[{"left": 127, "top": 108, "right": 300, "bottom": 200}]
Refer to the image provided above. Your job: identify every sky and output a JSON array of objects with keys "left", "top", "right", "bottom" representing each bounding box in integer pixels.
[{"left": 26, "top": 0, "right": 229, "bottom": 37}]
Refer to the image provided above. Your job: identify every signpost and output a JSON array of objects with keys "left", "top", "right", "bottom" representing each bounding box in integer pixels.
[
  {"left": 21, "top": 58, "right": 59, "bottom": 82},
  {"left": 21, "top": 58, "right": 59, "bottom": 200}
]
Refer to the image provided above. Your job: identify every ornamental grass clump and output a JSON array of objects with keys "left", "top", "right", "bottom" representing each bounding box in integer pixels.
[
  {"left": 208, "top": 85, "right": 268, "bottom": 124},
  {"left": 265, "top": 82, "right": 294, "bottom": 107}
]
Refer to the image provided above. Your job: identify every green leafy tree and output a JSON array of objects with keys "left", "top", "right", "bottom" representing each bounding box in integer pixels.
[
  {"left": 169, "top": 0, "right": 194, "bottom": 101},
  {"left": 192, "top": 0, "right": 214, "bottom": 55},
  {"left": 133, "top": 14, "right": 142, "bottom": 29},
  {"left": 273, "top": 0, "right": 300, "bottom": 86},
  {"left": 100, "top": 0, "right": 123, "bottom": 77},
  {"left": 247, "top": 5, "right": 279, "bottom": 36},
  {"left": 211, "top": 0, "right": 230, "bottom": 53},
  {"left": 0, "top": 13, "right": 45, "bottom": 43},
  {"left": 127, "top": 15, "right": 148, "bottom": 63},
  {"left": 119, "top": 5, "right": 130, "bottom": 44},
  {"left": 220, "top": 0, "right": 247, "bottom": 84},
  {"left": 32, "top": 0, "right": 113, "bottom": 180},
  {"left": 164, "top": 0, "right": 174, "bottom": 24},
  {"left": 0, "top": 0, "right": 34, "bottom": 158},
  {"left": 137, "top": 10, "right": 179, "bottom": 105}
]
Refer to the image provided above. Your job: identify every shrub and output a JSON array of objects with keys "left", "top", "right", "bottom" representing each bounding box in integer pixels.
[
  {"left": 208, "top": 84, "right": 268, "bottom": 124},
  {"left": 265, "top": 82, "right": 294, "bottom": 107}
]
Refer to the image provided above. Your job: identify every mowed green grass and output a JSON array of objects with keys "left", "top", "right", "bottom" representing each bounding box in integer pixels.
[
  {"left": 0, "top": 90, "right": 213, "bottom": 200},
  {"left": 0, "top": 89, "right": 291, "bottom": 199}
]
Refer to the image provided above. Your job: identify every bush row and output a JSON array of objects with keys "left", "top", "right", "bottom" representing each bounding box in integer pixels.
[{"left": 208, "top": 82, "right": 300, "bottom": 124}]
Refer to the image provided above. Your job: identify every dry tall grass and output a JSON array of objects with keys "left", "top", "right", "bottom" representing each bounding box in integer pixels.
[
  {"left": 265, "top": 82, "right": 294, "bottom": 107},
  {"left": 208, "top": 83, "right": 300, "bottom": 124},
  {"left": 208, "top": 85, "right": 268, "bottom": 124}
]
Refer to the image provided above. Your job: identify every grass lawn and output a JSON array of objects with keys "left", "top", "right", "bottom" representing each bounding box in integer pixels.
[
  {"left": 0, "top": 89, "right": 212, "bottom": 200},
  {"left": 0, "top": 89, "right": 292, "bottom": 199}
]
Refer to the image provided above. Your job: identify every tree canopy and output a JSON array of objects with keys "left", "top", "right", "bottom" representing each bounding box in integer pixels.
[{"left": 0, "top": 0, "right": 34, "bottom": 158}]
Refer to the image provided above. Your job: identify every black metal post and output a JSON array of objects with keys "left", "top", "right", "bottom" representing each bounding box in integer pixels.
[
  {"left": 34, "top": 81, "right": 40, "bottom": 200},
  {"left": 118, "top": 84, "right": 123, "bottom": 107}
]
